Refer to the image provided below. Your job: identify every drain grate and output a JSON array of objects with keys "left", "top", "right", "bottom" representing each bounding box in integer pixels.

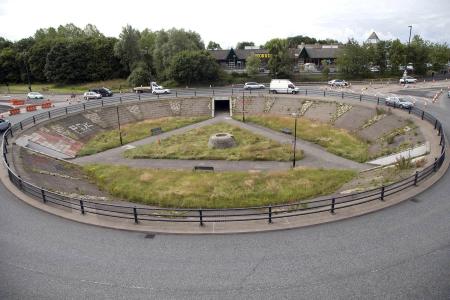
[{"left": 144, "top": 233, "right": 156, "bottom": 239}]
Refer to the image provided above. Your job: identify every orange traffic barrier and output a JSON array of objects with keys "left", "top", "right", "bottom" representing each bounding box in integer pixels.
[
  {"left": 9, "top": 108, "right": 21, "bottom": 116},
  {"left": 10, "top": 99, "right": 25, "bottom": 106},
  {"left": 41, "top": 101, "right": 52, "bottom": 109},
  {"left": 26, "top": 105, "right": 37, "bottom": 112}
]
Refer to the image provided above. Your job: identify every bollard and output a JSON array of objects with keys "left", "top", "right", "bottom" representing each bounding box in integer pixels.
[
  {"left": 268, "top": 205, "right": 272, "bottom": 223},
  {"left": 199, "top": 209, "right": 204, "bottom": 226},
  {"left": 380, "top": 186, "right": 385, "bottom": 201},
  {"left": 414, "top": 171, "right": 419, "bottom": 186},
  {"left": 41, "top": 189, "right": 46, "bottom": 203},
  {"left": 79, "top": 200, "right": 85, "bottom": 214},
  {"left": 330, "top": 198, "right": 336, "bottom": 214},
  {"left": 133, "top": 207, "right": 138, "bottom": 224}
]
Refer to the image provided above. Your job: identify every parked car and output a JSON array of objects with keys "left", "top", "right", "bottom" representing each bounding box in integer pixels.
[
  {"left": 27, "top": 92, "right": 44, "bottom": 99},
  {"left": 89, "top": 87, "right": 113, "bottom": 97},
  {"left": 133, "top": 82, "right": 160, "bottom": 93},
  {"left": 399, "top": 76, "right": 417, "bottom": 84},
  {"left": 244, "top": 82, "right": 265, "bottom": 90},
  {"left": 152, "top": 86, "right": 171, "bottom": 95},
  {"left": 370, "top": 66, "right": 380, "bottom": 73},
  {"left": 328, "top": 79, "right": 349, "bottom": 87},
  {"left": 0, "top": 118, "right": 11, "bottom": 132},
  {"left": 269, "top": 79, "right": 299, "bottom": 94},
  {"left": 83, "top": 91, "right": 102, "bottom": 100},
  {"left": 385, "top": 96, "right": 414, "bottom": 109}
]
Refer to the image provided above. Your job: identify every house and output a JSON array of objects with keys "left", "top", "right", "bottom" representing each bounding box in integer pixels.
[
  {"left": 366, "top": 32, "right": 381, "bottom": 44},
  {"left": 292, "top": 43, "right": 342, "bottom": 72},
  {"left": 207, "top": 47, "right": 270, "bottom": 72}
]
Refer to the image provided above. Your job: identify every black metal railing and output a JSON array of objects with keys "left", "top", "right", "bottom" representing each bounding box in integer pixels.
[{"left": 1, "top": 88, "right": 446, "bottom": 225}]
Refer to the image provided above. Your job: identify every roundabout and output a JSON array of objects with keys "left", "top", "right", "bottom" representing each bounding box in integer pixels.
[{"left": 0, "top": 86, "right": 449, "bottom": 298}]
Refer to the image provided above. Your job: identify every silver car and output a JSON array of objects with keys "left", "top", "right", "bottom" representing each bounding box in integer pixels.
[
  {"left": 385, "top": 96, "right": 414, "bottom": 109},
  {"left": 27, "top": 92, "right": 44, "bottom": 99},
  {"left": 244, "top": 82, "right": 265, "bottom": 89},
  {"left": 0, "top": 119, "right": 11, "bottom": 132}
]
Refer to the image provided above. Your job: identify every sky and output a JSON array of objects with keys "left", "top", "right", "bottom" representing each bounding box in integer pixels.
[{"left": 0, "top": 0, "right": 449, "bottom": 47}]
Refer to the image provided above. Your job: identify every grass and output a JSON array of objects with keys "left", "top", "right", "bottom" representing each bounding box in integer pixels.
[
  {"left": 240, "top": 114, "right": 369, "bottom": 162},
  {"left": 83, "top": 164, "right": 356, "bottom": 208},
  {"left": 78, "top": 116, "right": 209, "bottom": 156},
  {"left": 0, "top": 79, "right": 130, "bottom": 94},
  {"left": 124, "top": 122, "right": 303, "bottom": 161}
]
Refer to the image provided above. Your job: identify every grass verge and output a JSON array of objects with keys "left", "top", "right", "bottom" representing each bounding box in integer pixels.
[
  {"left": 78, "top": 116, "right": 209, "bottom": 156},
  {"left": 240, "top": 114, "right": 369, "bottom": 162},
  {"left": 83, "top": 164, "right": 356, "bottom": 208},
  {"left": 124, "top": 122, "right": 303, "bottom": 161}
]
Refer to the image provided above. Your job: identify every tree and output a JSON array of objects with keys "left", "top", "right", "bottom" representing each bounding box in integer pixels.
[
  {"left": 207, "top": 41, "right": 221, "bottom": 50},
  {"left": 287, "top": 35, "right": 340, "bottom": 48},
  {"left": 321, "top": 59, "right": 330, "bottom": 79},
  {"left": 408, "top": 35, "right": 429, "bottom": 75},
  {"left": 429, "top": 43, "right": 450, "bottom": 72},
  {"left": 153, "top": 28, "right": 204, "bottom": 80},
  {"left": 388, "top": 39, "right": 405, "bottom": 75},
  {"left": 0, "top": 47, "right": 20, "bottom": 83},
  {"left": 246, "top": 54, "right": 261, "bottom": 76},
  {"left": 365, "top": 40, "right": 388, "bottom": 74},
  {"left": 236, "top": 41, "right": 254, "bottom": 49},
  {"left": 127, "top": 61, "right": 152, "bottom": 86},
  {"left": 336, "top": 39, "right": 369, "bottom": 78},
  {"left": 114, "top": 25, "right": 142, "bottom": 73},
  {"left": 265, "top": 38, "right": 291, "bottom": 77},
  {"left": 170, "top": 50, "right": 219, "bottom": 85}
]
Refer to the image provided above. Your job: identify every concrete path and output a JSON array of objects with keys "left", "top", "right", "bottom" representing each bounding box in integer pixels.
[{"left": 73, "top": 114, "right": 369, "bottom": 171}]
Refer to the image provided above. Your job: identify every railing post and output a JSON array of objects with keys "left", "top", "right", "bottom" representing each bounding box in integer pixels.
[
  {"left": 32, "top": 116, "right": 36, "bottom": 124},
  {"left": 48, "top": 111, "right": 51, "bottom": 118},
  {"left": 138, "top": 94, "right": 141, "bottom": 101},
  {"left": 213, "top": 89, "right": 215, "bottom": 96},
  {"left": 421, "top": 111, "right": 424, "bottom": 120},
  {"left": 120, "top": 96, "right": 122, "bottom": 103},
  {"left": 323, "top": 90, "right": 326, "bottom": 97},
  {"left": 440, "top": 134, "right": 444, "bottom": 146},
  {"left": 268, "top": 205, "right": 272, "bottom": 223},
  {"left": 306, "top": 89, "right": 308, "bottom": 95},
  {"left": 41, "top": 189, "right": 46, "bottom": 203},
  {"left": 83, "top": 103, "right": 85, "bottom": 110},
  {"left": 380, "top": 186, "right": 385, "bottom": 201},
  {"left": 434, "top": 119, "right": 438, "bottom": 129},
  {"left": 199, "top": 209, "right": 204, "bottom": 226},
  {"left": 408, "top": 107, "right": 411, "bottom": 114},
  {"left": 4, "top": 136, "right": 8, "bottom": 146},
  {"left": 414, "top": 171, "right": 419, "bottom": 186},
  {"left": 359, "top": 95, "right": 362, "bottom": 101},
  {"left": 79, "top": 200, "right": 85, "bottom": 214},
  {"left": 18, "top": 175, "right": 23, "bottom": 190},
  {"left": 377, "top": 97, "right": 380, "bottom": 105},
  {"left": 65, "top": 107, "right": 68, "bottom": 114},
  {"left": 330, "top": 198, "right": 336, "bottom": 214},
  {"left": 19, "top": 122, "right": 23, "bottom": 130},
  {"left": 133, "top": 207, "right": 138, "bottom": 224},
  {"left": 341, "top": 92, "right": 344, "bottom": 99},
  {"left": 175, "top": 91, "right": 177, "bottom": 97},
  {"left": 434, "top": 157, "right": 438, "bottom": 172},
  {"left": 195, "top": 90, "right": 197, "bottom": 97}
]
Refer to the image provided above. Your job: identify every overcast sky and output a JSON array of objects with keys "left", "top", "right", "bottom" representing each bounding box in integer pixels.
[{"left": 1, "top": 0, "right": 449, "bottom": 47}]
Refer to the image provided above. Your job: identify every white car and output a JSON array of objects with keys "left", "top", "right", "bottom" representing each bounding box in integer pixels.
[
  {"left": 152, "top": 87, "right": 171, "bottom": 95},
  {"left": 328, "top": 79, "right": 349, "bottom": 87},
  {"left": 244, "top": 82, "right": 265, "bottom": 90},
  {"left": 83, "top": 91, "right": 102, "bottom": 100},
  {"left": 399, "top": 76, "right": 417, "bottom": 84},
  {"left": 385, "top": 96, "right": 414, "bottom": 109},
  {"left": 27, "top": 92, "right": 44, "bottom": 99}
]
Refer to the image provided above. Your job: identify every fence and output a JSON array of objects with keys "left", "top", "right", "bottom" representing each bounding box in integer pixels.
[{"left": 1, "top": 88, "right": 447, "bottom": 225}]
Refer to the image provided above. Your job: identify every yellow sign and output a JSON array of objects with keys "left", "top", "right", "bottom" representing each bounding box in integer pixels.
[{"left": 255, "top": 53, "right": 271, "bottom": 58}]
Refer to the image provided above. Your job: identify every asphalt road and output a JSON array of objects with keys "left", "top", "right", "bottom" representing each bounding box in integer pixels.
[{"left": 0, "top": 89, "right": 449, "bottom": 299}]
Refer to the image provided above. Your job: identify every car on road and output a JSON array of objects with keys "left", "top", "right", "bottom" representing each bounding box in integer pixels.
[
  {"left": 83, "top": 91, "right": 102, "bottom": 100},
  {"left": 385, "top": 96, "right": 414, "bottom": 109},
  {"left": 27, "top": 92, "right": 44, "bottom": 99},
  {"left": 399, "top": 76, "right": 417, "bottom": 84},
  {"left": 152, "top": 86, "right": 171, "bottom": 95},
  {"left": 244, "top": 82, "right": 265, "bottom": 90},
  {"left": 269, "top": 79, "right": 299, "bottom": 94},
  {"left": 89, "top": 87, "right": 113, "bottom": 97},
  {"left": 328, "top": 79, "right": 349, "bottom": 87},
  {"left": 0, "top": 118, "right": 11, "bottom": 132}
]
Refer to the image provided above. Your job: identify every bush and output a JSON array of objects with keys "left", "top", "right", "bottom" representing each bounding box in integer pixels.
[
  {"left": 395, "top": 156, "right": 413, "bottom": 170},
  {"left": 127, "top": 62, "right": 151, "bottom": 87}
]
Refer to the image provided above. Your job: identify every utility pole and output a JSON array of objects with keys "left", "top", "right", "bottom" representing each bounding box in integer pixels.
[{"left": 116, "top": 106, "right": 123, "bottom": 145}]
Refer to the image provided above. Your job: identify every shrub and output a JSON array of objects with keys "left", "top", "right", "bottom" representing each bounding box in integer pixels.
[{"left": 395, "top": 156, "right": 413, "bottom": 170}]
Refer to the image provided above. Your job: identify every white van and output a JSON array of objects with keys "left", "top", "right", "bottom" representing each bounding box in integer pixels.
[{"left": 269, "top": 79, "right": 300, "bottom": 94}]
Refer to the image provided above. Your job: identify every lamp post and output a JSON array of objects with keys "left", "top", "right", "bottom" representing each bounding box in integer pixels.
[
  {"left": 292, "top": 113, "right": 299, "bottom": 168},
  {"left": 242, "top": 91, "right": 245, "bottom": 122},
  {"left": 116, "top": 106, "right": 123, "bottom": 145},
  {"left": 404, "top": 25, "right": 413, "bottom": 78}
]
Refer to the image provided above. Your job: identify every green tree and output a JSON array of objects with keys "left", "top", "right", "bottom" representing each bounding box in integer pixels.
[
  {"left": 114, "top": 24, "right": 142, "bottom": 73},
  {"left": 236, "top": 41, "right": 254, "bottom": 49},
  {"left": 388, "top": 39, "right": 405, "bottom": 75},
  {"left": 153, "top": 28, "right": 204, "bottom": 80},
  {"left": 246, "top": 54, "right": 261, "bottom": 76},
  {"left": 265, "top": 38, "right": 291, "bottom": 77},
  {"left": 170, "top": 50, "right": 219, "bottom": 85},
  {"left": 336, "top": 39, "right": 369, "bottom": 78},
  {"left": 429, "top": 43, "right": 450, "bottom": 71},
  {"left": 127, "top": 61, "right": 152, "bottom": 86},
  {"left": 321, "top": 59, "right": 330, "bottom": 79},
  {"left": 207, "top": 41, "right": 221, "bottom": 50},
  {"left": 408, "top": 35, "right": 429, "bottom": 75},
  {"left": 0, "top": 47, "right": 20, "bottom": 83}
]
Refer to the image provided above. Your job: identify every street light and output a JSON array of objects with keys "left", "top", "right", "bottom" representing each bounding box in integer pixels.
[
  {"left": 292, "top": 113, "right": 299, "bottom": 168},
  {"left": 404, "top": 25, "right": 413, "bottom": 78},
  {"left": 116, "top": 106, "right": 123, "bottom": 145}
]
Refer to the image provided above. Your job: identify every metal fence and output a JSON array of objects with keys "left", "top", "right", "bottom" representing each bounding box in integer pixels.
[{"left": 1, "top": 88, "right": 446, "bottom": 225}]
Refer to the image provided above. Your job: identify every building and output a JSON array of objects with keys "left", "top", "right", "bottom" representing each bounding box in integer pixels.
[
  {"left": 292, "top": 43, "right": 341, "bottom": 72},
  {"left": 366, "top": 32, "right": 381, "bottom": 44},
  {"left": 208, "top": 47, "right": 270, "bottom": 72}
]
